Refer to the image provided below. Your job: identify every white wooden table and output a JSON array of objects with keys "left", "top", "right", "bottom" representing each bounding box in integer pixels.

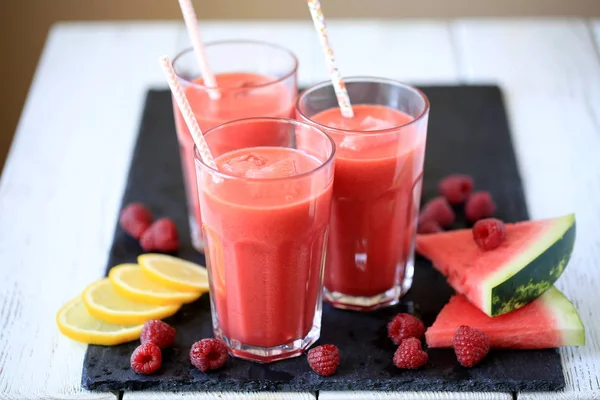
[{"left": 1, "top": 19, "right": 599, "bottom": 400}]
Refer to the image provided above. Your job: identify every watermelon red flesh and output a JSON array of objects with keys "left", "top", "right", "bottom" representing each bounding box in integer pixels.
[
  {"left": 426, "top": 286, "right": 584, "bottom": 349},
  {"left": 416, "top": 214, "right": 575, "bottom": 316}
]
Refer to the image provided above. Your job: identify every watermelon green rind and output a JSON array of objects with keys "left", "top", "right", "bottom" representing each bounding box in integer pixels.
[
  {"left": 425, "top": 286, "right": 585, "bottom": 349},
  {"left": 484, "top": 214, "right": 576, "bottom": 316},
  {"left": 547, "top": 287, "right": 586, "bottom": 347}
]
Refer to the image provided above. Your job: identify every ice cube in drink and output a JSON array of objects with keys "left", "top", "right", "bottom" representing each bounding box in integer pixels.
[{"left": 244, "top": 158, "right": 298, "bottom": 179}]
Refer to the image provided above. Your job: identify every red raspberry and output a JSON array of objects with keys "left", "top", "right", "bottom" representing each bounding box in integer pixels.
[
  {"left": 465, "top": 191, "right": 496, "bottom": 222},
  {"left": 140, "top": 320, "right": 176, "bottom": 349},
  {"left": 453, "top": 325, "right": 491, "bottom": 367},
  {"left": 307, "top": 344, "right": 340, "bottom": 376},
  {"left": 140, "top": 218, "right": 180, "bottom": 253},
  {"left": 439, "top": 174, "right": 474, "bottom": 205},
  {"left": 420, "top": 197, "right": 455, "bottom": 227},
  {"left": 189, "top": 338, "right": 229, "bottom": 372},
  {"left": 120, "top": 203, "right": 153, "bottom": 239},
  {"left": 387, "top": 313, "right": 426, "bottom": 345},
  {"left": 393, "top": 337, "right": 428, "bottom": 369},
  {"left": 418, "top": 219, "right": 443, "bottom": 234},
  {"left": 472, "top": 218, "right": 506, "bottom": 251},
  {"left": 130, "top": 342, "right": 162, "bottom": 375}
]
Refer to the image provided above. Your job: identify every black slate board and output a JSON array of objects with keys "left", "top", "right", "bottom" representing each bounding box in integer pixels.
[{"left": 82, "top": 86, "right": 565, "bottom": 393}]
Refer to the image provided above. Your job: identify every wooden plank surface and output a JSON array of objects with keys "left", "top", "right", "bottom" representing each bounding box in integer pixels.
[
  {"left": 1, "top": 19, "right": 598, "bottom": 400},
  {"left": 453, "top": 19, "right": 600, "bottom": 400},
  {"left": 172, "top": 20, "right": 459, "bottom": 85},
  {"left": 319, "top": 393, "right": 512, "bottom": 400},
  {"left": 0, "top": 22, "right": 180, "bottom": 400},
  {"left": 125, "top": 393, "right": 316, "bottom": 400}
]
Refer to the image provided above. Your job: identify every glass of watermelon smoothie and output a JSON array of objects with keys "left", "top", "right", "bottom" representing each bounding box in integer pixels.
[
  {"left": 194, "top": 117, "right": 335, "bottom": 362},
  {"left": 296, "top": 77, "right": 430, "bottom": 311},
  {"left": 172, "top": 40, "right": 298, "bottom": 252}
]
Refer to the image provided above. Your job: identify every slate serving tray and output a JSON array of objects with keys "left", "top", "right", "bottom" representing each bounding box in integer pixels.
[{"left": 82, "top": 86, "right": 565, "bottom": 392}]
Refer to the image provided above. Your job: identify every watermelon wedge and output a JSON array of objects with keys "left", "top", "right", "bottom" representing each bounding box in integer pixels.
[
  {"left": 416, "top": 214, "right": 576, "bottom": 316},
  {"left": 426, "top": 286, "right": 584, "bottom": 349}
]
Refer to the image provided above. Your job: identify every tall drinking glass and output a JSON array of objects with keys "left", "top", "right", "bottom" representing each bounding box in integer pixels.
[
  {"left": 172, "top": 41, "right": 298, "bottom": 252},
  {"left": 195, "top": 118, "right": 335, "bottom": 362},
  {"left": 297, "top": 77, "right": 430, "bottom": 311}
]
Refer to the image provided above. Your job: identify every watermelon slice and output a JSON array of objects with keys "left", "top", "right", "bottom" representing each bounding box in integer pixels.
[
  {"left": 426, "top": 286, "right": 584, "bottom": 349},
  {"left": 416, "top": 214, "right": 575, "bottom": 316}
]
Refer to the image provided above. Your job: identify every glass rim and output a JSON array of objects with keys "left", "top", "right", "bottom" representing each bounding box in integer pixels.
[
  {"left": 172, "top": 40, "right": 299, "bottom": 91},
  {"left": 296, "top": 76, "right": 431, "bottom": 136},
  {"left": 194, "top": 117, "right": 336, "bottom": 182}
]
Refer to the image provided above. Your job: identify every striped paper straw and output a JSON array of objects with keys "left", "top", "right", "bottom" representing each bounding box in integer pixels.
[
  {"left": 306, "top": 0, "right": 354, "bottom": 118},
  {"left": 177, "top": 0, "right": 220, "bottom": 100},
  {"left": 159, "top": 56, "right": 217, "bottom": 169}
]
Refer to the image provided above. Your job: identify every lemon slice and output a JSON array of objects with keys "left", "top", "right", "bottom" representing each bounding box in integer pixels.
[
  {"left": 56, "top": 296, "right": 143, "bottom": 345},
  {"left": 109, "top": 264, "right": 202, "bottom": 305},
  {"left": 82, "top": 278, "right": 181, "bottom": 325},
  {"left": 139, "top": 254, "right": 209, "bottom": 292}
]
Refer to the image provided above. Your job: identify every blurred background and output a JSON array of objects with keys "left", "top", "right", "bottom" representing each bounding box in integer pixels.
[{"left": 1, "top": 0, "right": 599, "bottom": 172}]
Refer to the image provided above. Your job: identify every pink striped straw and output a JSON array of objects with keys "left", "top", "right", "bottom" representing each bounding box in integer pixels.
[
  {"left": 159, "top": 56, "right": 217, "bottom": 169},
  {"left": 177, "top": 0, "right": 220, "bottom": 100},
  {"left": 306, "top": 0, "right": 354, "bottom": 118}
]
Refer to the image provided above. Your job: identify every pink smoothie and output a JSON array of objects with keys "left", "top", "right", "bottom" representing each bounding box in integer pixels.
[
  {"left": 311, "top": 104, "right": 426, "bottom": 298},
  {"left": 173, "top": 72, "right": 296, "bottom": 246},
  {"left": 198, "top": 147, "right": 333, "bottom": 350}
]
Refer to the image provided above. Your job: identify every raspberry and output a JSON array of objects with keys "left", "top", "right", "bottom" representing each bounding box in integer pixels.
[
  {"left": 420, "top": 197, "right": 455, "bottom": 227},
  {"left": 130, "top": 342, "right": 162, "bottom": 375},
  {"left": 307, "top": 344, "right": 340, "bottom": 376},
  {"left": 439, "top": 174, "right": 474, "bottom": 205},
  {"left": 120, "top": 203, "right": 153, "bottom": 239},
  {"left": 472, "top": 218, "right": 506, "bottom": 251},
  {"left": 418, "top": 219, "right": 443, "bottom": 234},
  {"left": 453, "top": 325, "right": 491, "bottom": 367},
  {"left": 387, "top": 313, "right": 426, "bottom": 345},
  {"left": 189, "top": 338, "right": 229, "bottom": 372},
  {"left": 393, "top": 337, "right": 428, "bottom": 369},
  {"left": 140, "top": 218, "right": 180, "bottom": 253},
  {"left": 465, "top": 191, "right": 496, "bottom": 222},
  {"left": 140, "top": 320, "right": 176, "bottom": 349}
]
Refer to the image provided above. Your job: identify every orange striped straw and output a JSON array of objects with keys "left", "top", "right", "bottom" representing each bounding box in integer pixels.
[
  {"left": 159, "top": 56, "right": 217, "bottom": 169},
  {"left": 177, "top": 0, "right": 220, "bottom": 100},
  {"left": 306, "top": 0, "right": 354, "bottom": 118}
]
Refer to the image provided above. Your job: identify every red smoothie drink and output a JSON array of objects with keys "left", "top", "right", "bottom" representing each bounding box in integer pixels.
[
  {"left": 196, "top": 118, "right": 335, "bottom": 362},
  {"left": 172, "top": 42, "right": 298, "bottom": 252},
  {"left": 297, "top": 78, "right": 430, "bottom": 311}
]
